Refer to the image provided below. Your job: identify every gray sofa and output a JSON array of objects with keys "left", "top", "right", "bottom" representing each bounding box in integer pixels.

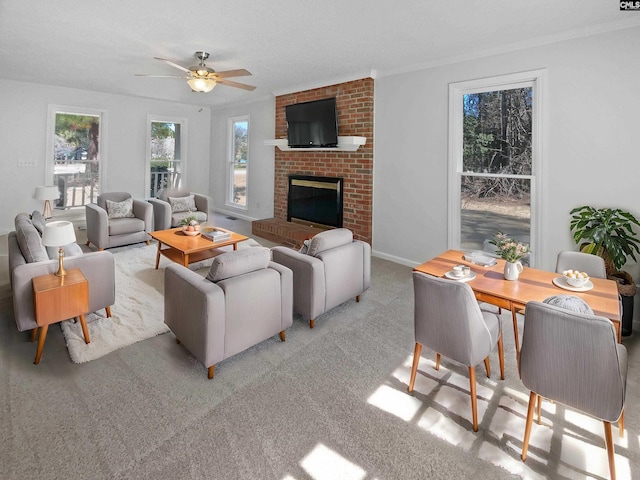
[
  {"left": 164, "top": 247, "right": 293, "bottom": 379},
  {"left": 271, "top": 228, "right": 371, "bottom": 328},
  {"left": 85, "top": 192, "right": 153, "bottom": 250},
  {"left": 8, "top": 212, "right": 116, "bottom": 333},
  {"left": 148, "top": 188, "right": 209, "bottom": 231}
]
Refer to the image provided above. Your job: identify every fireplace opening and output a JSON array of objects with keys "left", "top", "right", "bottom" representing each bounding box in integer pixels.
[{"left": 287, "top": 175, "right": 343, "bottom": 229}]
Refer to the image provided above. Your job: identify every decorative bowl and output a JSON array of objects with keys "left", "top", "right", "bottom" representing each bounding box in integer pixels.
[
  {"left": 182, "top": 225, "right": 201, "bottom": 236},
  {"left": 562, "top": 270, "right": 590, "bottom": 288}
]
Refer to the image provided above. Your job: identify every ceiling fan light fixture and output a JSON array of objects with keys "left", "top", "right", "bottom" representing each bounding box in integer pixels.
[{"left": 187, "top": 77, "right": 216, "bottom": 93}]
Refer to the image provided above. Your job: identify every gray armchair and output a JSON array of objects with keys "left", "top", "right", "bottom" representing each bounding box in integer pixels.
[
  {"left": 164, "top": 247, "right": 293, "bottom": 379},
  {"left": 85, "top": 192, "right": 153, "bottom": 250},
  {"left": 148, "top": 187, "right": 209, "bottom": 231},
  {"left": 408, "top": 272, "right": 505, "bottom": 432},
  {"left": 271, "top": 228, "right": 371, "bottom": 328},
  {"left": 520, "top": 301, "right": 627, "bottom": 480}
]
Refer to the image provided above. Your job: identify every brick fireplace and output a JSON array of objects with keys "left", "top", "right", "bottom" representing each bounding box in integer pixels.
[{"left": 252, "top": 78, "right": 374, "bottom": 247}]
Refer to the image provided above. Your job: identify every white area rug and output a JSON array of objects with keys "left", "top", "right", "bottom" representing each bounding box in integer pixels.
[{"left": 61, "top": 239, "right": 261, "bottom": 363}]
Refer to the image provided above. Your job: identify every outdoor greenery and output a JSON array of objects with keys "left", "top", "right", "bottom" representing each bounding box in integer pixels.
[
  {"left": 570, "top": 206, "right": 640, "bottom": 273},
  {"left": 462, "top": 88, "right": 532, "bottom": 198},
  {"left": 54, "top": 113, "right": 99, "bottom": 162}
]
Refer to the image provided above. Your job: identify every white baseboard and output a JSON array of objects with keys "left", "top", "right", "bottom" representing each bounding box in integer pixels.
[
  {"left": 371, "top": 249, "right": 419, "bottom": 268},
  {"left": 213, "top": 207, "right": 258, "bottom": 223}
]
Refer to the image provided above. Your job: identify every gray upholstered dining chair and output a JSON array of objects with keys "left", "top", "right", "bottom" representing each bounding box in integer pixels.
[
  {"left": 520, "top": 301, "right": 627, "bottom": 480},
  {"left": 408, "top": 272, "right": 505, "bottom": 432},
  {"left": 555, "top": 250, "right": 607, "bottom": 278}
]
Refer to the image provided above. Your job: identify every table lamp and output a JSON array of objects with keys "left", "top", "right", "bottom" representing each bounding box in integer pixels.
[
  {"left": 34, "top": 186, "right": 59, "bottom": 219},
  {"left": 41, "top": 221, "right": 76, "bottom": 277}
]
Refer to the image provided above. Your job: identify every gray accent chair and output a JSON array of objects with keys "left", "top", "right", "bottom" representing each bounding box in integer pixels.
[
  {"left": 85, "top": 192, "right": 153, "bottom": 250},
  {"left": 148, "top": 188, "right": 209, "bottom": 231},
  {"left": 164, "top": 247, "right": 293, "bottom": 379},
  {"left": 520, "top": 301, "right": 627, "bottom": 480},
  {"left": 556, "top": 250, "right": 607, "bottom": 278},
  {"left": 271, "top": 228, "right": 371, "bottom": 328},
  {"left": 408, "top": 272, "right": 505, "bottom": 432}
]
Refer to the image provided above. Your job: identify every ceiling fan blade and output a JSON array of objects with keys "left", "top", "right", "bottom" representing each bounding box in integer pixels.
[
  {"left": 135, "top": 74, "right": 188, "bottom": 78},
  {"left": 154, "top": 57, "right": 191, "bottom": 74},
  {"left": 216, "top": 78, "right": 256, "bottom": 91},
  {"left": 214, "top": 69, "right": 252, "bottom": 78}
]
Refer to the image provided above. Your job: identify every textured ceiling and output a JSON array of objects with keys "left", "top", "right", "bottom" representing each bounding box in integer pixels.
[{"left": 1, "top": 1, "right": 638, "bottom": 107}]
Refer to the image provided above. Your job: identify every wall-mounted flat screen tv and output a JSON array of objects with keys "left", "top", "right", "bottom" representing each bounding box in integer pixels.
[{"left": 285, "top": 97, "right": 338, "bottom": 148}]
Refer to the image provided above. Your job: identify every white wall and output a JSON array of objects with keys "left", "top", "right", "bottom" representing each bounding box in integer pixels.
[
  {"left": 209, "top": 97, "right": 276, "bottom": 221},
  {"left": 0, "top": 78, "right": 211, "bottom": 233},
  {"left": 374, "top": 26, "right": 640, "bottom": 281}
]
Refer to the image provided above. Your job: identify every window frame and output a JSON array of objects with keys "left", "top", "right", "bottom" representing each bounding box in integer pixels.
[
  {"left": 448, "top": 70, "right": 545, "bottom": 266},
  {"left": 45, "top": 105, "right": 108, "bottom": 211},
  {"left": 226, "top": 115, "right": 250, "bottom": 210},
  {"left": 145, "top": 115, "right": 188, "bottom": 198}
]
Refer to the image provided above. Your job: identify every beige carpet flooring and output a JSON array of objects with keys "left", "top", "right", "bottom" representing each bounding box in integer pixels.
[{"left": 1, "top": 214, "right": 640, "bottom": 479}]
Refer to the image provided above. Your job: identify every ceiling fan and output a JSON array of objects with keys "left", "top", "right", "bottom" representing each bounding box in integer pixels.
[{"left": 136, "top": 51, "right": 256, "bottom": 93}]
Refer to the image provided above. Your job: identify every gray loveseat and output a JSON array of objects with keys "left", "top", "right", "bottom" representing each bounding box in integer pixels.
[{"left": 8, "top": 212, "right": 116, "bottom": 334}]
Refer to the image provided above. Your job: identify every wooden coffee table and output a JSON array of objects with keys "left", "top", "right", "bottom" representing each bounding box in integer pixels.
[{"left": 149, "top": 227, "right": 249, "bottom": 269}]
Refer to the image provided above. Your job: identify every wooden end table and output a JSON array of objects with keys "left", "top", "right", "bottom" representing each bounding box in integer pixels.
[{"left": 32, "top": 268, "right": 90, "bottom": 365}]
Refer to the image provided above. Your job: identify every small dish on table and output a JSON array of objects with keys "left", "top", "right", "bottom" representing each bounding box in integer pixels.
[
  {"left": 445, "top": 265, "right": 476, "bottom": 282},
  {"left": 552, "top": 275, "right": 594, "bottom": 292},
  {"left": 182, "top": 225, "right": 201, "bottom": 236}
]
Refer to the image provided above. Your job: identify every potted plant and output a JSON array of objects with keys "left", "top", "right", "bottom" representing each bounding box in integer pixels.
[{"left": 569, "top": 205, "right": 640, "bottom": 335}]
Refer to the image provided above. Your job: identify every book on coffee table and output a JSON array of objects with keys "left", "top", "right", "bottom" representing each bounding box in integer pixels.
[{"left": 202, "top": 229, "right": 232, "bottom": 242}]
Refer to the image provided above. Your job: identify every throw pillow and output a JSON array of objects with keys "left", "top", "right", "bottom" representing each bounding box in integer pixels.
[
  {"left": 31, "top": 210, "right": 46, "bottom": 235},
  {"left": 168, "top": 194, "right": 196, "bottom": 213},
  {"left": 543, "top": 295, "right": 594, "bottom": 315},
  {"left": 206, "top": 247, "right": 271, "bottom": 282},
  {"left": 16, "top": 223, "right": 49, "bottom": 263},
  {"left": 106, "top": 197, "right": 135, "bottom": 219},
  {"left": 46, "top": 242, "right": 84, "bottom": 261},
  {"left": 299, "top": 239, "right": 311, "bottom": 254}
]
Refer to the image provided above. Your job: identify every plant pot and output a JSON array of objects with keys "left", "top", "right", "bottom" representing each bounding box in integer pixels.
[{"left": 608, "top": 271, "right": 636, "bottom": 337}]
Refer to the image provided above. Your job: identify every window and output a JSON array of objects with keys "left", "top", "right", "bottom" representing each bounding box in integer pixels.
[
  {"left": 146, "top": 116, "right": 187, "bottom": 198},
  {"left": 46, "top": 106, "right": 105, "bottom": 211},
  {"left": 227, "top": 116, "right": 249, "bottom": 208},
  {"left": 448, "top": 70, "right": 544, "bottom": 265}
]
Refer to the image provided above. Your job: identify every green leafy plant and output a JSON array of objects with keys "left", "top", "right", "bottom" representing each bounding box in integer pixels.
[
  {"left": 181, "top": 212, "right": 198, "bottom": 226},
  {"left": 489, "top": 232, "right": 531, "bottom": 263},
  {"left": 569, "top": 206, "right": 640, "bottom": 272}
]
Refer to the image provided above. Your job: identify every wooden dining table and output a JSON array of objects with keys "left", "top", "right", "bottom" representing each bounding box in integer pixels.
[{"left": 414, "top": 250, "right": 622, "bottom": 359}]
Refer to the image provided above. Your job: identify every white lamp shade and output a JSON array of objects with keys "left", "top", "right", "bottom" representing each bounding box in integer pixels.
[
  {"left": 187, "top": 77, "right": 216, "bottom": 92},
  {"left": 41, "top": 221, "right": 76, "bottom": 247},
  {"left": 34, "top": 186, "right": 59, "bottom": 200}
]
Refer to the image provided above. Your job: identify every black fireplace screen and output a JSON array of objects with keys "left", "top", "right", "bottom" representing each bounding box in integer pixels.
[{"left": 287, "top": 175, "right": 343, "bottom": 228}]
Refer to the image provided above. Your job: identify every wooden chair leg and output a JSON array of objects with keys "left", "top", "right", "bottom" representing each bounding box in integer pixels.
[
  {"left": 511, "top": 308, "right": 520, "bottom": 367},
  {"left": 30, "top": 328, "right": 38, "bottom": 342},
  {"left": 279, "top": 330, "right": 286, "bottom": 341},
  {"left": 536, "top": 395, "right": 542, "bottom": 424},
  {"left": 145, "top": 240, "right": 150, "bottom": 245},
  {"left": 86, "top": 240, "right": 91, "bottom": 246},
  {"left": 618, "top": 410, "right": 624, "bottom": 438},
  {"left": 105, "top": 306, "right": 112, "bottom": 318},
  {"left": 483, "top": 357, "right": 491, "bottom": 378},
  {"left": 435, "top": 352, "right": 441, "bottom": 371},
  {"left": 521, "top": 391, "right": 537, "bottom": 461},
  {"left": 603, "top": 421, "right": 616, "bottom": 480},
  {"left": 176, "top": 338, "right": 180, "bottom": 344},
  {"left": 309, "top": 318, "right": 315, "bottom": 329},
  {"left": 207, "top": 365, "right": 215, "bottom": 380},
  {"left": 34, "top": 325, "right": 49, "bottom": 365},
  {"left": 356, "top": 295, "right": 361, "bottom": 302},
  {"left": 408, "top": 343, "right": 422, "bottom": 393},
  {"left": 497, "top": 331, "right": 505, "bottom": 380},
  {"left": 469, "top": 366, "right": 478, "bottom": 432}
]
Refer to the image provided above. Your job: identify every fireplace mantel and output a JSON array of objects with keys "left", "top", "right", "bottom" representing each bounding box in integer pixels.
[{"left": 264, "top": 136, "right": 366, "bottom": 152}]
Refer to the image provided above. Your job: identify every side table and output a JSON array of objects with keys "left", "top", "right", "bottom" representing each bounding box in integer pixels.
[{"left": 32, "top": 268, "right": 90, "bottom": 365}]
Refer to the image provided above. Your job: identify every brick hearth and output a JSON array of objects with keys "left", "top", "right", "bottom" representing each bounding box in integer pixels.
[{"left": 252, "top": 78, "right": 374, "bottom": 246}]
